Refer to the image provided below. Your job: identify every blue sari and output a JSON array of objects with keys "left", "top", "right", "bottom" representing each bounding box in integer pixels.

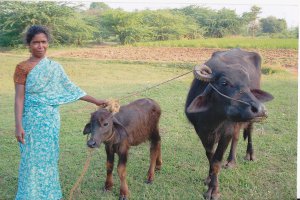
[{"left": 16, "top": 58, "right": 86, "bottom": 200}]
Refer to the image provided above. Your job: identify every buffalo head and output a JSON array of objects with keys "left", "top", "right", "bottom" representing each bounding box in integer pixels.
[{"left": 187, "top": 60, "right": 274, "bottom": 122}]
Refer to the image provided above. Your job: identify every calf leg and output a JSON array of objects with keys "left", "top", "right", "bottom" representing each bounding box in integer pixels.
[
  {"left": 104, "top": 145, "right": 115, "bottom": 191},
  {"left": 244, "top": 123, "right": 255, "bottom": 161},
  {"left": 205, "top": 133, "right": 232, "bottom": 200},
  {"left": 155, "top": 142, "right": 162, "bottom": 171},
  {"left": 147, "top": 132, "right": 162, "bottom": 183},
  {"left": 118, "top": 151, "right": 129, "bottom": 200},
  {"left": 225, "top": 125, "right": 241, "bottom": 168}
]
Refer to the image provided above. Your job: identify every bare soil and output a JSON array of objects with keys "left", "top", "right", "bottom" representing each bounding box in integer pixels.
[{"left": 50, "top": 46, "right": 298, "bottom": 72}]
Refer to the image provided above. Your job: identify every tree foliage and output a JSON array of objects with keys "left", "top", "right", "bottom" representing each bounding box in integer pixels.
[
  {"left": 0, "top": 1, "right": 96, "bottom": 46},
  {"left": 260, "top": 16, "right": 287, "bottom": 33},
  {"left": 176, "top": 6, "right": 243, "bottom": 38},
  {"left": 242, "top": 6, "right": 262, "bottom": 37},
  {"left": 0, "top": 2, "right": 296, "bottom": 47}
]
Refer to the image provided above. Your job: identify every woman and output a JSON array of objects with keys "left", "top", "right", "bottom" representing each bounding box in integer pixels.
[{"left": 14, "top": 25, "right": 107, "bottom": 199}]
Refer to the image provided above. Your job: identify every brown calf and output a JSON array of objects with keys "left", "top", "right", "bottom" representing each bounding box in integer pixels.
[{"left": 83, "top": 98, "right": 162, "bottom": 200}]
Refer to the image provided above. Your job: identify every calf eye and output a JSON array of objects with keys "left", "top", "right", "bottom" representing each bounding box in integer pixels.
[{"left": 103, "top": 122, "right": 109, "bottom": 127}]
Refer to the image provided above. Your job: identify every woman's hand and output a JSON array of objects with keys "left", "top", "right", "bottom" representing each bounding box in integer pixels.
[
  {"left": 15, "top": 126, "right": 25, "bottom": 144},
  {"left": 80, "top": 95, "right": 108, "bottom": 107},
  {"left": 95, "top": 99, "right": 108, "bottom": 107}
]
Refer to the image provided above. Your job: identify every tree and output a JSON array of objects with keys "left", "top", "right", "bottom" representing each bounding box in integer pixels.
[
  {"left": 177, "top": 6, "right": 242, "bottom": 38},
  {"left": 141, "top": 10, "right": 202, "bottom": 41},
  {"left": 90, "top": 2, "right": 110, "bottom": 10},
  {"left": 207, "top": 8, "right": 242, "bottom": 37},
  {"left": 260, "top": 16, "right": 287, "bottom": 33},
  {"left": 242, "top": 6, "right": 262, "bottom": 37},
  {"left": 99, "top": 9, "right": 145, "bottom": 44},
  {"left": 176, "top": 5, "right": 216, "bottom": 37}
]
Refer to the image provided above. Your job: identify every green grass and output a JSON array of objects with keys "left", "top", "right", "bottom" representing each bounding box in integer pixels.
[
  {"left": 134, "top": 37, "right": 298, "bottom": 49},
  {"left": 0, "top": 52, "right": 297, "bottom": 200}
]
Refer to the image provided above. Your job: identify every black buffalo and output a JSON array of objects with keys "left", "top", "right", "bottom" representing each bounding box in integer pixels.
[{"left": 185, "top": 48, "right": 273, "bottom": 199}]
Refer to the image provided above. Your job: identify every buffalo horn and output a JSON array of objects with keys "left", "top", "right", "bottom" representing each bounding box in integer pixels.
[{"left": 193, "top": 64, "right": 213, "bottom": 82}]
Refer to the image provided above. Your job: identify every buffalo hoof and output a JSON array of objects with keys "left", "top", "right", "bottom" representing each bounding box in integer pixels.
[
  {"left": 245, "top": 153, "right": 256, "bottom": 161},
  {"left": 119, "top": 195, "right": 128, "bottom": 200},
  {"left": 223, "top": 160, "right": 237, "bottom": 169},
  {"left": 204, "top": 189, "right": 220, "bottom": 200}
]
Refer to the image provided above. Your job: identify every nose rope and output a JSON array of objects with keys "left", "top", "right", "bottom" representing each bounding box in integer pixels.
[{"left": 208, "top": 83, "right": 251, "bottom": 106}]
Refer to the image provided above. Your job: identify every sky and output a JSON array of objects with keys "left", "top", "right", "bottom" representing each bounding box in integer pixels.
[{"left": 80, "top": 0, "right": 299, "bottom": 28}]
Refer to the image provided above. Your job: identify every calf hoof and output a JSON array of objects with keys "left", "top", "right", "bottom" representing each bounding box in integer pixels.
[
  {"left": 155, "top": 165, "right": 162, "bottom": 171},
  {"left": 204, "top": 190, "right": 220, "bottom": 200},
  {"left": 103, "top": 184, "right": 113, "bottom": 192},
  {"left": 103, "top": 187, "right": 112, "bottom": 192},
  {"left": 146, "top": 173, "right": 154, "bottom": 184},
  {"left": 203, "top": 176, "right": 211, "bottom": 185},
  {"left": 244, "top": 153, "right": 256, "bottom": 161},
  {"left": 119, "top": 195, "right": 128, "bottom": 200},
  {"left": 146, "top": 179, "right": 153, "bottom": 184},
  {"left": 223, "top": 160, "right": 237, "bottom": 169}
]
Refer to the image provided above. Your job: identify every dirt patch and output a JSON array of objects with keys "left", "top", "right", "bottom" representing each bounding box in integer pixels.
[{"left": 49, "top": 46, "right": 298, "bottom": 72}]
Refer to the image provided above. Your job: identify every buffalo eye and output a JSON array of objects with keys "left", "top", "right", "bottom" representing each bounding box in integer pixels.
[
  {"left": 220, "top": 80, "right": 228, "bottom": 87},
  {"left": 103, "top": 122, "right": 109, "bottom": 127}
]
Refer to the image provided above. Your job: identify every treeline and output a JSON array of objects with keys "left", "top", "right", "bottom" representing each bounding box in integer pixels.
[{"left": 0, "top": 2, "right": 298, "bottom": 47}]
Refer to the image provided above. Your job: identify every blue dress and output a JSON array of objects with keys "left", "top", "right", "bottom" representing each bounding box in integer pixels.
[{"left": 15, "top": 58, "right": 86, "bottom": 200}]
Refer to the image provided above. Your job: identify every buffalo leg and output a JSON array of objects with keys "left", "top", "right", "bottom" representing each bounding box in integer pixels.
[
  {"left": 205, "top": 133, "right": 232, "bottom": 200},
  {"left": 244, "top": 123, "right": 255, "bottom": 161},
  {"left": 104, "top": 145, "right": 115, "bottom": 191},
  {"left": 225, "top": 125, "right": 241, "bottom": 168},
  {"left": 199, "top": 136, "right": 215, "bottom": 186},
  {"left": 118, "top": 151, "right": 129, "bottom": 200},
  {"left": 147, "top": 131, "right": 162, "bottom": 183}
]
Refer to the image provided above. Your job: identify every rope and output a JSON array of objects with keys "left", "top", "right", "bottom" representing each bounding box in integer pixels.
[
  {"left": 68, "top": 138, "right": 95, "bottom": 200},
  {"left": 119, "top": 70, "right": 193, "bottom": 101}
]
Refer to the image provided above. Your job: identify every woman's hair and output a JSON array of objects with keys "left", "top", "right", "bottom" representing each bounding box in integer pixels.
[{"left": 25, "top": 25, "right": 51, "bottom": 44}]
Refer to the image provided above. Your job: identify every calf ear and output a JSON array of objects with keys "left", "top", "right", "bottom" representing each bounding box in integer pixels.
[
  {"left": 83, "top": 123, "right": 91, "bottom": 135},
  {"left": 251, "top": 89, "right": 274, "bottom": 102},
  {"left": 112, "top": 117, "right": 128, "bottom": 143}
]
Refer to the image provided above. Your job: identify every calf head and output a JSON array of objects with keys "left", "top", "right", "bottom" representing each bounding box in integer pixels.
[
  {"left": 83, "top": 108, "right": 127, "bottom": 148},
  {"left": 187, "top": 62, "right": 273, "bottom": 122}
]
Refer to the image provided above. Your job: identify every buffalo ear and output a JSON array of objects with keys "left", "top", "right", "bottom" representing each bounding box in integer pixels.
[
  {"left": 186, "top": 84, "right": 212, "bottom": 113},
  {"left": 83, "top": 123, "right": 91, "bottom": 135},
  {"left": 186, "top": 95, "right": 210, "bottom": 113},
  {"left": 251, "top": 89, "right": 274, "bottom": 102},
  {"left": 112, "top": 117, "right": 128, "bottom": 143}
]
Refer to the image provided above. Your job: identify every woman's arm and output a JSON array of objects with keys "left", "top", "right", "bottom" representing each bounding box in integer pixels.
[
  {"left": 80, "top": 95, "right": 107, "bottom": 107},
  {"left": 14, "top": 84, "right": 25, "bottom": 144}
]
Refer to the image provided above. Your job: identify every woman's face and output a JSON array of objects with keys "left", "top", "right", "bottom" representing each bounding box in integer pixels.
[{"left": 29, "top": 33, "right": 48, "bottom": 59}]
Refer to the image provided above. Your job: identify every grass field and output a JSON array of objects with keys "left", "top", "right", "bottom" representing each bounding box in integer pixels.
[
  {"left": 0, "top": 50, "right": 297, "bottom": 200},
  {"left": 134, "top": 37, "right": 298, "bottom": 49}
]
